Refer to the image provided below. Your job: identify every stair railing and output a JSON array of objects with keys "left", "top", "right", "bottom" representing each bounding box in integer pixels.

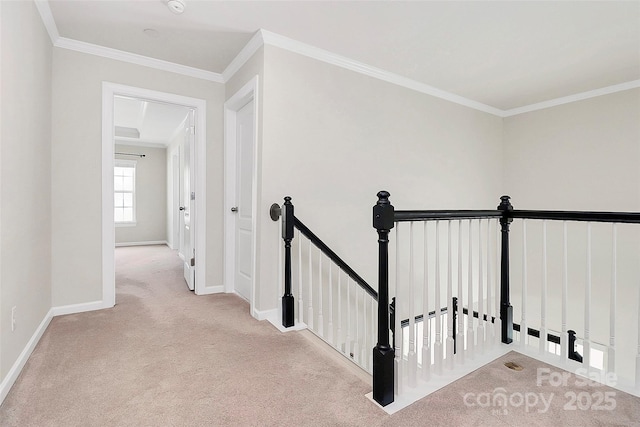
[
  {"left": 275, "top": 192, "right": 640, "bottom": 408},
  {"left": 274, "top": 197, "right": 379, "bottom": 374},
  {"left": 378, "top": 191, "right": 640, "bottom": 405}
]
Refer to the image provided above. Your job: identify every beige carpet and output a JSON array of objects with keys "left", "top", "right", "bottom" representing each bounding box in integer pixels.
[{"left": 1, "top": 245, "right": 639, "bottom": 426}]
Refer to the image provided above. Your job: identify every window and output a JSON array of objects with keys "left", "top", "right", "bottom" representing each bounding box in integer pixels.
[{"left": 114, "top": 160, "right": 136, "bottom": 225}]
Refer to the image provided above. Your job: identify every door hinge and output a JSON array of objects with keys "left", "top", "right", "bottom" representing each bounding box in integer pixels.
[{"left": 190, "top": 258, "right": 195, "bottom": 267}]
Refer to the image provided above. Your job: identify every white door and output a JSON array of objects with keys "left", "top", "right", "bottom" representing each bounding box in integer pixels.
[
  {"left": 181, "top": 109, "right": 196, "bottom": 290},
  {"left": 234, "top": 100, "right": 254, "bottom": 301}
]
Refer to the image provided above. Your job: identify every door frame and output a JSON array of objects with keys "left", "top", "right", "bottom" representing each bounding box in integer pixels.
[
  {"left": 224, "top": 76, "right": 260, "bottom": 318},
  {"left": 102, "top": 82, "right": 208, "bottom": 306}
]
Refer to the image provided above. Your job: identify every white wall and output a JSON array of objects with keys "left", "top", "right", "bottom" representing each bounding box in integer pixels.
[
  {"left": 503, "top": 89, "right": 640, "bottom": 380},
  {"left": 504, "top": 89, "right": 640, "bottom": 211},
  {"left": 51, "top": 48, "right": 225, "bottom": 306},
  {"left": 115, "top": 144, "right": 167, "bottom": 245},
  {"left": 256, "top": 45, "right": 504, "bottom": 313},
  {"left": 0, "top": 0, "right": 52, "bottom": 380}
]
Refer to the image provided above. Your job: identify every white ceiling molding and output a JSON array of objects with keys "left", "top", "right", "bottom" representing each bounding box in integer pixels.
[
  {"left": 55, "top": 37, "right": 224, "bottom": 83},
  {"left": 114, "top": 138, "right": 168, "bottom": 149},
  {"left": 259, "top": 30, "right": 505, "bottom": 117},
  {"left": 34, "top": 1, "right": 640, "bottom": 118},
  {"left": 222, "top": 30, "right": 265, "bottom": 82},
  {"left": 34, "top": 0, "right": 59, "bottom": 44},
  {"left": 502, "top": 80, "right": 640, "bottom": 117}
]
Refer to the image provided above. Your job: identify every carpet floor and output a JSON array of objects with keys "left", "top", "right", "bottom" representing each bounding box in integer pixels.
[{"left": 1, "top": 245, "right": 639, "bottom": 426}]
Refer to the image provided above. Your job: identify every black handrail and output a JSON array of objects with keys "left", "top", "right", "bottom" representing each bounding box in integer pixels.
[
  {"left": 510, "top": 210, "right": 640, "bottom": 223},
  {"left": 395, "top": 210, "right": 502, "bottom": 221},
  {"left": 294, "top": 216, "right": 378, "bottom": 301}
]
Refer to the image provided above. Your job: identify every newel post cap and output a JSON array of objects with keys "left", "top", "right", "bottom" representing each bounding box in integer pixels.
[{"left": 373, "top": 191, "right": 394, "bottom": 231}]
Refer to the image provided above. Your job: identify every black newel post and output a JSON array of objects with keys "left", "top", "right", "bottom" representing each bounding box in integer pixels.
[
  {"left": 498, "top": 196, "right": 514, "bottom": 344},
  {"left": 282, "top": 196, "right": 295, "bottom": 328},
  {"left": 372, "top": 191, "right": 395, "bottom": 407}
]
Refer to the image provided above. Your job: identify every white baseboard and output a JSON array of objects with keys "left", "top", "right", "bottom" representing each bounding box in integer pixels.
[
  {"left": 51, "top": 300, "right": 107, "bottom": 316},
  {"left": 253, "top": 307, "right": 277, "bottom": 321},
  {"left": 196, "top": 285, "right": 224, "bottom": 295},
  {"left": 115, "top": 240, "right": 168, "bottom": 247},
  {"left": 0, "top": 300, "right": 111, "bottom": 406},
  {"left": 0, "top": 308, "right": 53, "bottom": 404}
]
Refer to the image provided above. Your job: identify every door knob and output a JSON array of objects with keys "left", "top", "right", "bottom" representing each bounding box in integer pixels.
[
  {"left": 231, "top": 207, "right": 238, "bottom": 212},
  {"left": 179, "top": 206, "right": 185, "bottom": 211}
]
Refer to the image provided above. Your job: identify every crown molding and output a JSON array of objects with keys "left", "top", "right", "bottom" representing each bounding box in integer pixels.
[
  {"left": 114, "top": 138, "right": 168, "bottom": 149},
  {"left": 502, "top": 80, "right": 640, "bottom": 117},
  {"left": 55, "top": 37, "right": 224, "bottom": 83},
  {"left": 222, "top": 30, "right": 265, "bottom": 82},
  {"left": 33, "top": 0, "right": 59, "bottom": 44},
  {"left": 259, "top": 30, "right": 505, "bottom": 117},
  {"left": 33, "top": 2, "right": 640, "bottom": 117}
]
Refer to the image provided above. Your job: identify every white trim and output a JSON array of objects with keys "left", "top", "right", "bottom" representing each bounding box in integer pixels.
[
  {"left": 222, "top": 30, "right": 265, "bottom": 82},
  {"left": 502, "top": 80, "right": 640, "bottom": 117},
  {"left": 33, "top": 0, "right": 58, "bottom": 45},
  {"left": 102, "top": 83, "right": 207, "bottom": 304},
  {"left": 51, "top": 300, "right": 107, "bottom": 317},
  {"left": 224, "top": 76, "right": 260, "bottom": 319},
  {"left": 56, "top": 37, "right": 224, "bottom": 83},
  {"left": 0, "top": 309, "right": 53, "bottom": 404},
  {"left": 259, "top": 30, "right": 504, "bottom": 117},
  {"left": 253, "top": 308, "right": 278, "bottom": 322},
  {"left": 30, "top": 2, "right": 640, "bottom": 117},
  {"left": 196, "top": 285, "right": 225, "bottom": 295},
  {"left": 114, "top": 138, "right": 169, "bottom": 148},
  {"left": 115, "top": 240, "right": 168, "bottom": 247}
]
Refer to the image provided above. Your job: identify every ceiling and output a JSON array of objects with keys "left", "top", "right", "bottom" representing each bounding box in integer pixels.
[
  {"left": 114, "top": 96, "right": 190, "bottom": 147},
  {"left": 48, "top": 1, "right": 640, "bottom": 111}
]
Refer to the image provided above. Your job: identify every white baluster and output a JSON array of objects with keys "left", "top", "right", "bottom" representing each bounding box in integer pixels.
[
  {"left": 353, "top": 284, "right": 360, "bottom": 364},
  {"left": 298, "top": 230, "right": 304, "bottom": 325},
  {"left": 395, "top": 223, "right": 404, "bottom": 394},
  {"left": 584, "top": 223, "right": 592, "bottom": 369},
  {"left": 318, "top": 251, "right": 324, "bottom": 337},
  {"left": 561, "top": 221, "right": 568, "bottom": 361},
  {"left": 408, "top": 222, "right": 418, "bottom": 386},
  {"left": 521, "top": 219, "right": 527, "bottom": 347},
  {"left": 308, "top": 240, "right": 314, "bottom": 330},
  {"left": 337, "top": 270, "right": 342, "bottom": 351},
  {"left": 467, "top": 219, "right": 474, "bottom": 359},
  {"left": 328, "top": 262, "right": 334, "bottom": 345},
  {"left": 457, "top": 220, "right": 465, "bottom": 363},
  {"left": 540, "top": 220, "right": 547, "bottom": 354},
  {"left": 346, "top": 277, "right": 352, "bottom": 357},
  {"left": 422, "top": 221, "right": 431, "bottom": 381},
  {"left": 362, "top": 289, "right": 368, "bottom": 369},
  {"left": 609, "top": 223, "right": 616, "bottom": 372},
  {"left": 434, "top": 221, "right": 443, "bottom": 375},
  {"left": 486, "top": 218, "right": 493, "bottom": 349},
  {"left": 446, "top": 221, "right": 455, "bottom": 369},
  {"left": 371, "top": 297, "right": 376, "bottom": 374},
  {"left": 477, "top": 219, "right": 484, "bottom": 355},
  {"left": 636, "top": 275, "right": 640, "bottom": 389}
]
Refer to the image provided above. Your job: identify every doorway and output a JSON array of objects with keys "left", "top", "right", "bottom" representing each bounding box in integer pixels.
[
  {"left": 224, "top": 76, "right": 259, "bottom": 317},
  {"left": 102, "top": 83, "right": 208, "bottom": 307}
]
